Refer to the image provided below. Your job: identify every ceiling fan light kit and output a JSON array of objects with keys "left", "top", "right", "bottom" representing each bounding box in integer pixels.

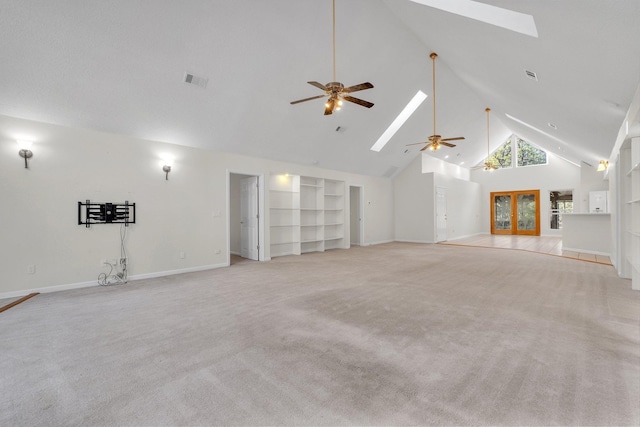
[{"left": 290, "top": 0, "right": 374, "bottom": 115}]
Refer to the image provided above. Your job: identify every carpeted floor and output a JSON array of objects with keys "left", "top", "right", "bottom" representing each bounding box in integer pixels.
[{"left": 1, "top": 242, "right": 638, "bottom": 426}]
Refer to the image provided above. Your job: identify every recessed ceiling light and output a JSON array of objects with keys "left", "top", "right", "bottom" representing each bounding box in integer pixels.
[
  {"left": 408, "top": 0, "right": 538, "bottom": 38},
  {"left": 547, "top": 122, "right": 557, "bottom": 130},
  {"left": 460, "top": 161, "right": 465, "bottom": 165},
  {"left": 444, "top": 155, "right": 449, "bottom": 159},
  {"left": 371, "top": 90, "right": 427, "bottom": 152}
]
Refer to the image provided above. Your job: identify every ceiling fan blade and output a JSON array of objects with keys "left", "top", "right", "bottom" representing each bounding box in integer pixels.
[
  {"left": 307, "top": 81, "right": 328, "bottom": 91},
  {"left": 290, "top": 94, "right": 327, "bottom": 105},
  {"left": 406, "top": 141, "right": 429, "bottom": 146},
  {"left": 342, "top": 82, "right": 374, "bottom": 93},
  {"left": 440, "top": 142, "right": 457, "bottom": 148},
  {"left": 441, "top": 136, "right": 465, "bottom": 142},
  {"left": 342, "top": 95, "right": 374, "bottom": 108}
]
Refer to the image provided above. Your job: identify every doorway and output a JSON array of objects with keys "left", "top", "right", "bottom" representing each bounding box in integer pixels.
[
  {"left": 349, "top": 186, "right": 363, "bottom": 246},
  {"left": 490, "top": 190, "right": 540, "bottom": 235},
  {"left": 436, "top": 187, "right": 447, "bottom": 242},
  {"left": 228, "top": 172, "right": 264, "bottom": 263}
]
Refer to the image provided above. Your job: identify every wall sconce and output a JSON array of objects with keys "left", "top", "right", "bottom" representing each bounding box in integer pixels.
[
  {"left": 17, "top": 140, "right": 33, "bottom": 168},
  {"left": 161, "top": 156, "right": 173, "bottom": 180},
  {"left": 596, "top": 160, "right": 609, "bottom": 172}
]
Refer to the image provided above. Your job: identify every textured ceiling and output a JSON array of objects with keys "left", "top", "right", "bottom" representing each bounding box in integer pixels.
[{"left": 0, "top": 0, "right": 639, "bottom": 176}]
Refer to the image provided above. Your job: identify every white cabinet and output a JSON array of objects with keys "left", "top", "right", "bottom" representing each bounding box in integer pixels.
[{"left": 268, "top": 174, "right": 346, "bottom": 258}]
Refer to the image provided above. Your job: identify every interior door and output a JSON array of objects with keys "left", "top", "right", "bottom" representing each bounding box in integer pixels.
[
  {"left": 349, "top": 186, "right": 362, "bottom": 246},
  {"left": 436, "top": 187, "right": 447, "bottom": 242},
  {"left": 491, "top": 190, "right": 540, "bottom": 235},
  {"left": 240, "top": 176, "right": 259, "bottom": 260}
]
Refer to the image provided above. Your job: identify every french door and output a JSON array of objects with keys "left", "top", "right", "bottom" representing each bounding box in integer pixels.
[{"left": 490, "top": 190, "right": 540, "bottom": 235}]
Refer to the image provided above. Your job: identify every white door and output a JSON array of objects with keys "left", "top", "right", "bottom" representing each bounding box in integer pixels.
[
  {"left": 436, "top": 187, "right": 447, "bottom": 242},
  {"left": 240, "top": 176, "right": 259, "bottom": 260},
  {"left": 349, "top": 186, "right": 362, "bottom": 246}
]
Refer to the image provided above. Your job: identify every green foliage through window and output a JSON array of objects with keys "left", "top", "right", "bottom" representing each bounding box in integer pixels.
[
  {"left": 488, "top": 138, "right": 512, "bottom": 169},
  {"left": 516, "top": 138, "right": 547, "bottom": 167}
]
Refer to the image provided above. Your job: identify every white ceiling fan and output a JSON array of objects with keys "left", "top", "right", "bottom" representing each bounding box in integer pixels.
[{"left": 407, "top": 0, "right": 538, "bottom": 38}]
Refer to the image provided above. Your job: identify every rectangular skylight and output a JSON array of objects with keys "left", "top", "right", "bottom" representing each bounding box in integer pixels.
[
  {"left": 370, "top": 90, "right": 427, "bottom": 152},
  {"left": 409, "top": 0, "right": 538, "bottom": 38}
]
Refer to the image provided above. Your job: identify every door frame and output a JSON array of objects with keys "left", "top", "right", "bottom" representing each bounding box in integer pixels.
[
  {"left": 227, "top": 170, "right": 266, "bottom": 265},
  {"left": 490, "top": 189, "right": 540, "bottom": 236}
]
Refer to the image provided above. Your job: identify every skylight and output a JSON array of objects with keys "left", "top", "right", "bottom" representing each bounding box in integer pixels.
[
  {"left": 370, "top": 91, "right": 427, "bottom": 152},
  {"left": 408, "top": 0, "right": 538, "bottom": 38}
]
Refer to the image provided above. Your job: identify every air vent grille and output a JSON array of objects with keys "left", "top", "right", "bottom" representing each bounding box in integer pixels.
[
  {"left": 525, "top": 70, "right": 538, "bottom": 81},
  {"left": 184, "top": 72, "right": 208, "bottom": 89}
]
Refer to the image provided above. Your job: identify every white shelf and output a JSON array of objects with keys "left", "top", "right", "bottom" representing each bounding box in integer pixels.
[{"left": 269, "top": 174, "right": 344, "bottom": 258}]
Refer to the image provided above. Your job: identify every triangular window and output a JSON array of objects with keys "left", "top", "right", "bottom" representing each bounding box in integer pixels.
[
  {"left": 488, "top": 137, "right": 512, "bottom": 169},
  {"left": 516, "top": 137, "right": 547, "bottom": 167}
]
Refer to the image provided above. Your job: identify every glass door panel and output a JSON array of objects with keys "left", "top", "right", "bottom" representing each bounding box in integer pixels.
[
  {"left": 516, "top": 194, "right": 536, "bottom": 233},
  {"left": 493, "top": 195, "right": 513, "bottom": 234},
  {"left": 491, "top": 190, "right": 540, "bottom": 235}
]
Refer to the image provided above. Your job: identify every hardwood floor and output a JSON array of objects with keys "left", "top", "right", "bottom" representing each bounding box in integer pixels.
[{"left": 441, "top": 234, "right": 613, "bottom": 265}]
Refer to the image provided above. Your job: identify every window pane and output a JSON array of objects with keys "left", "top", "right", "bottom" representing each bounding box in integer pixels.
[
  {"left": 488, "top": 138, "right": 512, "bottom": 169},
  {"left": 517, "top": 138, "right": 547, "bottom": 167}
]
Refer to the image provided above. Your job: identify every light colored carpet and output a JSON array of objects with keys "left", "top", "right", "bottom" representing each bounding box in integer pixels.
[{"left": 1, "top": 242, "right": 638, "bottom": 426}]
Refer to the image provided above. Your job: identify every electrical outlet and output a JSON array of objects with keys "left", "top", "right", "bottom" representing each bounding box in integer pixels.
[
  {"left": 27, "top": 265, "right": 36, "bottom": 274},
  {"left": 215, "top": 249, "right": 221, "bottom": 255}
]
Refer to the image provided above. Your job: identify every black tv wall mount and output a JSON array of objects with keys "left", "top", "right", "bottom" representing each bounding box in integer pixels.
[{"left": 78, "top": 200, "right": 136, "bottom": 228}]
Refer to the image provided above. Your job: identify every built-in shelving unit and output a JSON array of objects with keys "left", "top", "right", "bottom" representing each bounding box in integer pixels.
[
  {"left": 625, "top": 138, "right": 640, "bottom": 290},
  {"left": 300, "top": 176, "right": 325, "bottom": 254},
  {"left": 268, "top": 174, "right": 346, "bottom": 258},
  {"left": 269, "top": 174, "right": 300, "bottom": 257},
  {"left": 323, "top": 179, "right": 345, "bottom": 250}
]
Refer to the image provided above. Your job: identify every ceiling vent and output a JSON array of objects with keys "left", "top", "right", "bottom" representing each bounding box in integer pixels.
[
  {"left": 525, "top": 70, "right": 538, "bottom": 81},
  {"left": 184, "top": 72, "right": 208, "bottom": 89}
]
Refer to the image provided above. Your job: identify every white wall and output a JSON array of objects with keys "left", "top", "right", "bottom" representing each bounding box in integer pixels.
[
  {"left": 578, "top": 161, "right": 609, "bottom": 212},
  {"left": 394, "top": 156, "right": 482, "bottom": 243},
  {"left": 433, "top": 174, "right": 482, "bottom": 240},
  {"left": 422, "top": 155, "right": 470, "bottom": 181},
  {"left": 470, "top": 153, "right": 581, "bottom": 236},
  {"left": 0, "top": 115, "right": 393, "bottom": 296},
  {"left": 394, "top": 156, "right": 435, "bottom": 243}
]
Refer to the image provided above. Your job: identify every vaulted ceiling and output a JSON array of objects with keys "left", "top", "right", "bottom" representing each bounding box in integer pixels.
[{"left": 1, "top": 0, "right": 639, "bottom": 176}]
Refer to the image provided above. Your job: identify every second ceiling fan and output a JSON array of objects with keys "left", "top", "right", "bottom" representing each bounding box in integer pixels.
[
  {"left": 407, "top": 52, "right": 464, "bottom": 151},
  {"left": 289, "top": 0, "right": 374, "bottom": 115}
]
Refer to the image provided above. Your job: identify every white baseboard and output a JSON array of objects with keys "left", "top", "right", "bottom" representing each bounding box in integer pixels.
[
  {"left": 0, "top": 263, "right": 228, "bottom": 300},
  {"left": 365, "top": 240, "right": 395, "bottom": 246},
  {"left": 230, "top": 251, "right": 241, "bottom": 256},
  {"left": 561, "top": 247, "right": 610, "bottom": 257},
  {"left": 447, "top": 232, "right": 484, "bottom": 241},
  {"left": 0, "top": 280, "right": 98, "bottom": 300},
  {"left": 129, "top": 263, "right": 228, "bottom": 281},
  {"left": 393, "top": 239, "right": 434, "bottom": 244}
]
